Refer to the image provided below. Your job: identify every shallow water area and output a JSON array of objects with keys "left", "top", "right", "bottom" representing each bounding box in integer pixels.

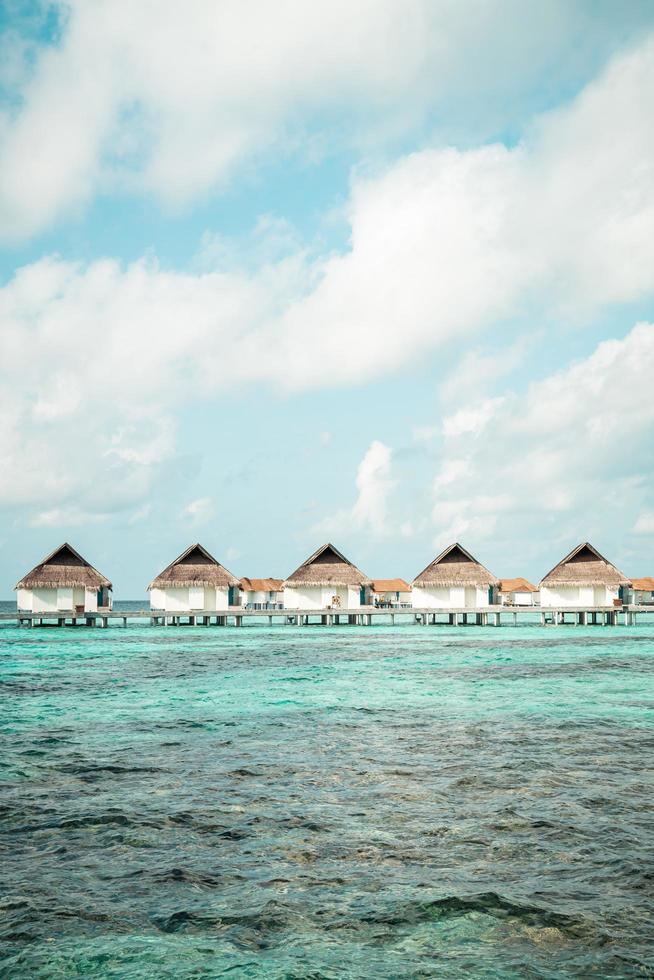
[{"left": 1, "top": 615, "right": 653, "bottom": 978}]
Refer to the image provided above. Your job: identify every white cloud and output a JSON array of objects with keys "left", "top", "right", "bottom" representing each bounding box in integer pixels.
[
  {"left": 633, "top": 512, "right": 654, "bottom": 535},
  {"left": 1, "top": 39, "right": 654, "bottom": 523},
  {"left": 128, "top": 503, "right": 152, "bottom": 525},
  {"left": 352, "top": 441, "right": 395, "bottom": 530},
  {"left": 182, "top": 497, "right": 214, "bottom": 528},
  {"left": 29, "top": 506, "right": 109, "bottom": 528},
  {"left": 412, "top": 425, "right": 440, "bottom": 443},
  {"left": 315, "top": 440, "right": 394, "bottom": 537},
  {"left": 0, "top": 1, "right": 651, "bottom": 241},
  {"left": 429, "top": 323, "right": 654, "bottom": 567},
  {"left": 442, "top": 398, "right": 505, "bottom": 439},
  {"left": 433, "top": 459, "right": 472, "bottom": 491}
]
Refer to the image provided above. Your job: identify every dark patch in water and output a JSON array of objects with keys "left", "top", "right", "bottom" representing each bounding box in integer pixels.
[{"left": 1, "top": 624, "right": 653, "bottom": 977}]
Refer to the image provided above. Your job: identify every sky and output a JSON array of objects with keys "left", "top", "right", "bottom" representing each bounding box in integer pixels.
[{"left": 1, "top": 0, "right": 654, "bottom": 597}]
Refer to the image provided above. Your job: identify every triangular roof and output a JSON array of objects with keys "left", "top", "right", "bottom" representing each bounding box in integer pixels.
[
  {"left": 412, "top": 542, "right": 499, "bottom": 588},
  {"left": 631, "top": 576, "right": 654, "bottom": 591},
  {"left": 148, "top": 543, "right": 240, "bottom": 590},
  {"left": 284, "top": 542, "right": 371, "bottom": 587},
  {"left": 499, "top": 577, "right": 538, "bottom": 593},
  {"left": 372, "top": 579, "right": 411, "bottom": 592},
  {"left": 240, "top": 577, "right": 284, "bottom": 592},
  {"left": 15, "top": 542, "right": 112, "bottom": 591},
  {"left": 539, "top": 542, "right": 629, "bottom": 588}
]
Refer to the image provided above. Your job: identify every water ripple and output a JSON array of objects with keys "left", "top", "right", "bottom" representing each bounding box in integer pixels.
[{"left": 1, "top": 622, "right": 653, "bottom": 977}]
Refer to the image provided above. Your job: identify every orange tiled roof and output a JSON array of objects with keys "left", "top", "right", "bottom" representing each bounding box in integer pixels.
[
  {"left": 240, "top": 577, "right": 283, "bottom": 592},
  {"left": 499, "top": 577, "right": 538, "bottom": 593},
  {"left": 631, "top": 577, "right": 654, "bottom": 591},
  {"left": 372, "top": 579, "right": 411, "bottom": 592}
]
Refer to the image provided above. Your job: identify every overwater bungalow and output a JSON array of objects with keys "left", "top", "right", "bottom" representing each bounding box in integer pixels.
[
  {"left": 625, "top": 577, "right": 654, "bottom": 606},
  {"left": 240, "top": 577, "right": 284, "bottom": 610},
  {"left": 498, "top": 577, "right": 539, "bottom": 606},
  {"left": 15, "top": 542, "right": 112, "bottom": 614},
  {"left": 371, "top": 579, "right": 412, "bottom": 608},
  {"left": 148, "top": 543, "right": 240, "bottom": 613},
  {"left": 411, "top": 543, "right": 500, "bottom": 609},
  {"left": 539, "top": 542, "right": 629, "bottom": 608},
  {"left": 283, "top": 543, "right": 371, "bottom": 610}
]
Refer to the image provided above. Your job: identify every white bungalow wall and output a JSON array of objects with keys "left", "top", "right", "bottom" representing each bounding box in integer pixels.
[
  {"left": 27, "top": 587, "right": 94, "bottom": 613},
  {"left": 17, "top": 588, "right": 32, "bottom": 611},
  {"left": 243, "top": 590, "right": 282, "bottom": 607},
  {"left": 502, "top": 591, "right": 536, "bottom": 606},
  {"left": 374, "top": 591, "right": 412, "bottom": 604},
  {"left": 540, "top": 586, "right": 618, "bottom": 608},
  {"left": 412, "top": 586, "right": 490, "bottom": 609},
  {"left": 85, "top": 589, "right": 98, "bottom": 613},
  {"left": 284, "top": 586, "right": 363, "bottom": 610},
  {"left": 31, "top": 589, "right": 58, "bottom": 613},
  {"left": 151, "top": 586, "right": 231, "bottom": 612}
]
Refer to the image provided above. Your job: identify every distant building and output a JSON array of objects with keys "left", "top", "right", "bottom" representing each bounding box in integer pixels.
[
  {"left": 240, "top": 577, "right": 284, "bottom": 610},
  {"left": 283, "top": 543, "right": 371, "bottom": 610},
  {"left": 498, "top": 577, "right": 539, "bottom": 606},
  {"left": 148, "top": 543, "right": 240, "bottom": 613},
  {"left": 15, "top": 543, "right": 112, "bottom": 614},
  {"left": 412, "top": 543, "right": 499, "bottom": 609},
  {"left": 539, "top": 542, "right": 629, "bottom": 608},
  {"left": 371, "top": 579, "right": 411, "bottom": 607},
  {"left": 627, "top": 577, "right": 654, "bottom": 605}
]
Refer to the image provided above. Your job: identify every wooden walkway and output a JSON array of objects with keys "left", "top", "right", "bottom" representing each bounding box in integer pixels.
[{"left": 1, "top": 606, "right": 653, "bottom": 628}]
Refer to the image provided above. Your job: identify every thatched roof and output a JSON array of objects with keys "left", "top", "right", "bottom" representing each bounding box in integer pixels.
[
  {"left": 148, "top": 543, "right": 240, "bottom": 590},
  {"left": 284, "top": 543, "right": 371, "bottom": 588},
  {"left": 240, "top": 577, "right": 283, "bottom": 592},
  {"left": 631, "top": 576, "right": 654, "bottom": 591},
  {"left": 539, "top": 542, "right": 629, "bottom": 588},
  {"left": 499, "top": 577, "right": 538, "bottom": 594},
  {"left": 412, "top": 543, "right": 499, "bottom": 588},
  {"left": 372, "top": 579, "right": 411, "bottom": 592},
  {"left": 15, "top": 543, "right": 112, "bottom": 591}
]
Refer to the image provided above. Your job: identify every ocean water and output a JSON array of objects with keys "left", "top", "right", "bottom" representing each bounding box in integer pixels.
[{"left": 0, "top": 616, "right": 653, "bottom": 979}]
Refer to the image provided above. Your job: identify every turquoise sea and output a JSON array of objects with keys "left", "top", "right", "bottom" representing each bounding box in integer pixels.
[{"left": 1, "top": 608, "right": 653, "bottom": 978}]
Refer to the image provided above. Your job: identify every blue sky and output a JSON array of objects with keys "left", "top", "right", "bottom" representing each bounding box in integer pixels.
[{"left": 1, "top": 0, "right": 654, "bottom": 596}]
